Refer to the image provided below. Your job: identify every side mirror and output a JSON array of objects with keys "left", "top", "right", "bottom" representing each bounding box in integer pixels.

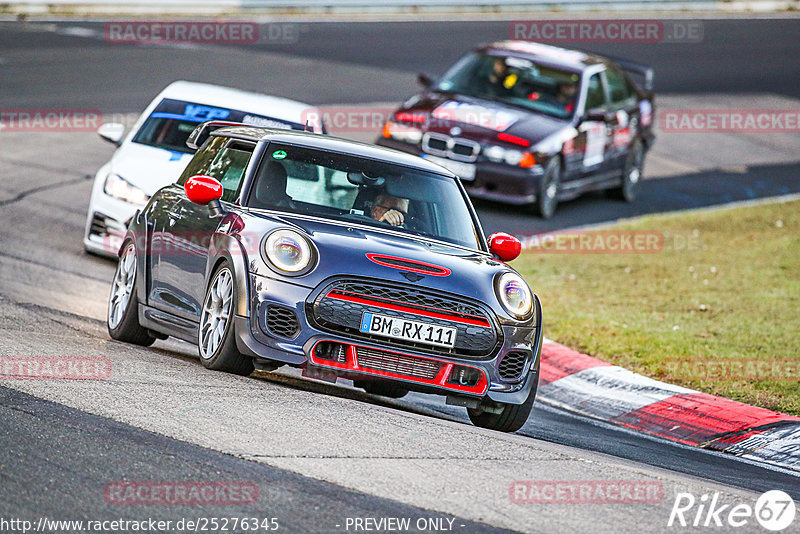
[
  {"left": 97, "top": 122, "right": 125, "bottom": 145},
  {"left": 488, "top": 232, "right": 522, "bottom": 262},
  {"left": 184, "top": 175, "right": 224, "bottom": 217},
  {"left": 417, "top": 73, "right": 433, "bottom": 88},
  {"left": 583, "top": 108, "right": 608, "bottom": 123}
]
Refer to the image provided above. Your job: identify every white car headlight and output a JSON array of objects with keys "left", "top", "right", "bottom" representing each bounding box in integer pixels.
[
  {"left": 496, "top": 272, "right": 533, "bottom": 319},
  {"left": 263, "top": 229, "right": 314, "bottom": 274},
  {"left": 103, "top": 173, "right": 150, "bottom": 205},
  {"left": 382, "top": 121, "right": 423, "bottom": 144},
  {"left": 503, "top": 149, "right": 524, "bottom": 166},
  {"left": 484, "top": 145, "right": 506, "bottom": 162}
]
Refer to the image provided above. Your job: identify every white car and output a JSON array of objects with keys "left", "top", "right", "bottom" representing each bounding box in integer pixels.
[{"left": 84, "top": 80, "right": 324, "bottom": 257}]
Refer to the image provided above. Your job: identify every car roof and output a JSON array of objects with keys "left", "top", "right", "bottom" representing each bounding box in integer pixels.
[
  {"left": 156, "top": 81, "right": 317, "bottom": 122},
  {"left": 214, "top": 126, "right": 458, "bottom": 176},
  {"left": 481, "top": 40, "right": 608, "bottom": 71}
]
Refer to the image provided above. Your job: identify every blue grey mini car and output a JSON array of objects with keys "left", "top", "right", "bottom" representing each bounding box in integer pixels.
[{"left": 107, "top": 121, "right": 543, "bottom": 432}]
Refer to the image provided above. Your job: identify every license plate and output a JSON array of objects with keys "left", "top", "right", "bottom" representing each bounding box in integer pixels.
[
  {"left": 422, "top": 155, "right": 477, "bottom": 181},
  {"left": 359, "top": 312, "right": 457, "bottom": 348}
]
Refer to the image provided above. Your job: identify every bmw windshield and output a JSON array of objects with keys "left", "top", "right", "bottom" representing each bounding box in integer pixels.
[
  {"left": 247, "top": 143, "right": 483, "bottom": 250},
  {"left": 435, "top": 52, "right": 581, "bottom": 119}
]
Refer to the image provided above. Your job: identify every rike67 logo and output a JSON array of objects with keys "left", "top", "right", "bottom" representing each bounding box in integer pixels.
[{"left": 668, "top": 490, "right": 796, "bottom": 531}]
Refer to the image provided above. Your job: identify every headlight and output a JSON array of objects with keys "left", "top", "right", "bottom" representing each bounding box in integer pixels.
[
  {"left": 103, "top": 173, "right": 150, "bottom": 205},
  {"left": 483, "top": 146, "right": 535, "bottom": 168},
  {"left": 496, "top": 272, "right": 533, "bottom": 319},
  {"left": 484, "top": 145, "right": 506, "bottom": 162},
  {"left": 382, "top": 121, "right": 423, "bottom": 144},
  {"left": 503, "top": 149, "right": 524, "bottom": 166},
  {"left": 262, "top": 229, "right": 314, "bottom": 274}
]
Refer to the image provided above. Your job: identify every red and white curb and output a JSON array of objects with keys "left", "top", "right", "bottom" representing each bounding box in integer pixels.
[{"left": 537, "top": 339, "right": 800, "bottom": 472}]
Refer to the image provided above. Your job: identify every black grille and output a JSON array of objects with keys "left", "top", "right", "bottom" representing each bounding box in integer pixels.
[
  {"left": 498, "top": 351, "right": 529, "bottom": 381},
  {"left": 355, "top": 347, "right": 441, "bottom": 380},
  {"left": 427, "top": 136, "right": 448, "bottom": 152},
  {"left": 451, "top": 143, "right": 475, "bottom": 157},
  {"left": 266, "top": 305, "right": 300, "bottom": 338},
  {"left": 310, "top": 279, "right": 499, "bottom": 358},
  {"left": 89, "top": 213, "right": 108, "bottom": 236}
]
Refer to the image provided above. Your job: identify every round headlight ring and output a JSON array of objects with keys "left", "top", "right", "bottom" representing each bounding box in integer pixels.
[
  {"left": 496, "top": 272, "right": 533, "bottom": 319},
  {"left": 263, "top": 229, "right": 314, "bottom": 275}
]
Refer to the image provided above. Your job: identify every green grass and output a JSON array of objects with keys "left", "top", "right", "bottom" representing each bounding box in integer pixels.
[{"left": 514, "top": 198, "right": 800, "bottom": 415}]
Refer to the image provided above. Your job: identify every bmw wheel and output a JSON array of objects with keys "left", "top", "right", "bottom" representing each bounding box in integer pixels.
[
  {"left": 613, "top": 140, "right": 644, "bottom": 202},
  {"left": 534, "top": 157, "right": 561, "bottom": 219},
  {"left": 198, "top": 262, "right": 254, "bottom": 376},
  {"left": 107, "top": 242, "right": 156, "bottom": 346}
]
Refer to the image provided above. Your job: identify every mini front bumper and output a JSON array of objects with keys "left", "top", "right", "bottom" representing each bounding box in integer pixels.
[{"left": 232, "top": 273, "right": 542, "bottom": 405}]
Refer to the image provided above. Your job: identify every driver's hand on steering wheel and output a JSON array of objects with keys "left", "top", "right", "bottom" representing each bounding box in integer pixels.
[{"left": 378, "top": 208, "right": 405, "bottom": 227}]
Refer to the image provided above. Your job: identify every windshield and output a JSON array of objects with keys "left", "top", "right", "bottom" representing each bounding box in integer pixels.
[
  {"left": 247, "top": 143, "right": 483, "bottom": 250},
  {"left": 133, "top": 98, "right": 305, "bottom": 154},
  {"left": 435, "top": 52, "right": 581, "bottom": 119}
]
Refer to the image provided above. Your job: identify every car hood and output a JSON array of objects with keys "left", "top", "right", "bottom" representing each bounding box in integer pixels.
[
  {"left": 241, "top": 211, "right": 520, "bottom": 308},
  {"left": 399, "top": 91, "right": 570, "bottom": 145},
  {"left": 109, "top": 142, "right": 194, "bottom": 195}
]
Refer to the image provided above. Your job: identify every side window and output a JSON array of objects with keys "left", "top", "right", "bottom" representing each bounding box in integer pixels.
[
  {"left": 585, "top": 73, "right": 607, "bottom": 110},
  {"left": 605, "top": 67, "right": 634, "bottom": 107},
  {"left": 177, "top": 136, "right": 227, "bottom": 186},
  {"left": 205, "top": 141, "right": 255, "bottom": 203}
]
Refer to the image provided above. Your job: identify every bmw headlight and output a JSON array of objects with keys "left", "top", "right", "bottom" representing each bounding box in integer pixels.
[
  {"left": 103, "top": 173, "right": 150, "bottom": 205},
  {"left": 496, "top": 272, "right": 533, "bottom": 319},
  {"left": 483, "top": 146, "right": 535, "bottom": 168},
  {"left": 262, "top": 229, "right": 314, "bottom": 275},
  {"left": 382, "top": 120, "right": 423, "bottom": 144}
]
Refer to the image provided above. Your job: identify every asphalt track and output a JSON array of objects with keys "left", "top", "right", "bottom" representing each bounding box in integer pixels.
[{"left": 1, "top": 17, "right": 800, "bottom": 533}]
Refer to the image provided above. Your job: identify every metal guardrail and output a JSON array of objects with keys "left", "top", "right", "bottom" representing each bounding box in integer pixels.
[{"left": 3, "top": 0, "right": 712, "bottom": 5}]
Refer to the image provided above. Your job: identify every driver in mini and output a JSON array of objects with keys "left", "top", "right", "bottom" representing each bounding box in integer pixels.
[{"left": 371, "top": 192, "right": 409, "bottom": 227}]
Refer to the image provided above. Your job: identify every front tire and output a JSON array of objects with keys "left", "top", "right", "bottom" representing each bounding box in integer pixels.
[
  {"left": 612, "top": 141, "right": 644, "bottom": 202},
  {"left": 198, "top": 262, "right": 254, "bottom": 376},
  {"left": 107, "top": 242, "right": 156, "bottom": 346},
  {"left": 467, "top": 377, "right": 538, "bottom": 433},
  {"left": 534, "top": 157, "right": 561, "bottom": 219}
]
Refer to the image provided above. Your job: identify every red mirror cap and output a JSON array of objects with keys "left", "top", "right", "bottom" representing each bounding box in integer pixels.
[
  {"left": 184, "top": 175, "right": 223, "bottom": 205},
  {"left": 488, "top": 232, "right": 522, "bottom": 262}
]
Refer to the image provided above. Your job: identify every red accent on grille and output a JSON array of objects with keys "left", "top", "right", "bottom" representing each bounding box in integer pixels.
[
  {"left": 309, "top": 340, "right": 488, "bottom": 395},
  {"left": 366, "top": 253, "right": 451, "bottom": 277},
  {"left": 326, "top": 291, "right": 491, "bottom": 327},
  {"left": 330, "top": 288, "right": 488, "bottom": 322}
]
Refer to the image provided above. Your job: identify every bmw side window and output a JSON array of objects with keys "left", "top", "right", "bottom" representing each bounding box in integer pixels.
[
  {"left": 177, "top": 136, "right": 227, "bottom": 186},
  {"left": 605, "top": 67, "right": 635, "bottom": 108},
  {"left": 205, "top": 141, "right": 255, "bottom": 203},
  {"left": 585, "top": 73, "right": 607, "bottom": 111}
]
